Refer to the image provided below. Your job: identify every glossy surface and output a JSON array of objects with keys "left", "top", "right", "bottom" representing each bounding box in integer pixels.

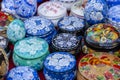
[
  {"left": 58, "top": 16, "right": 84, "bottom": 32},
  {"left": 78, "top": 53, "right": 120, "bottom": 80},
  {"left": 44, "top": 52, "right": 76, "bottom": 80},
  {"left": 7, "top": 66, "right": 40, "bottom": 80},
  {"left": 14, "top": 0, "right": 37, "bottom": 18},
  {"left": 7, "top": 19, "right": 26, "bottom": 43},
  {"left": 85, "top": 23, "right": 119, "bottom": 49},
  {"left": 84, "top": 0, "right": 108, "bottom": 25}
]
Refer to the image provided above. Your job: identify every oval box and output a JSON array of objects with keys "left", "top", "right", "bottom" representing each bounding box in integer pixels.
[
  {"left": 0, "top": 48, "right": 8, "bottom": 80},
  {"left": 7, "top": 66, "right": 40, "bottom": 80},
  {"left": 43, "top": 52, "right": 76, "bottom": 80},
  {"left": 13, "top": 37, "right": 49, "bottom": 70},
  {"left": 51, "top": 33, "right": 80, "bottom": 55},
  {"left": 37, "top": 1, "right": 67, "bottom": 26},
  {"left": 85, "top": 23, "right": 120, "bottom": 50}
]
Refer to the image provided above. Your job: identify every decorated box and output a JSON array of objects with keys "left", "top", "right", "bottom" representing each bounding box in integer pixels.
[
  {"left": 14, "top": 0, "right": 37, "bottom": 19},
  {"left": 58, "top": 16, "right": 84, "bottom": 34},
  {"left": 108, "top": 5, "right": 120, "bottom": 32},
  {"left": 43, "top": 52, "right": 76, "bottom": 80},
  {"left": 1, "top": 0, "right": 16, "bottom": 15},
  {"left": 84, "top": 0, "right": 108, "bottom": 25},
  {"left": 51, "top": 33, "right": 80, "bottom": 55},
  {"left": 0, "top": 48, "right": 8, "bottom": 80},
  {"left": 78, "top": 53, "right": 120, "bottom": 80},
  {"left": 70, "top": 1, "right": 84, "bottom": 19},
  {"left": 24, "top": 16, "right": 57, "bottom": 44},
  {"left": 85, "top": 23, "right": 120, "bottom": 50},
  {"left": 7, "top": 66, "right": 40, "bottom": 80},
  {"left": 13, "top": 37, "right": 49, "bottom": 70},
  {"left": 7, "top": 19, "right": 26, "bottom": 44},
  {"left": 37, "top": 1, "right": 67, "bottom": 26}
]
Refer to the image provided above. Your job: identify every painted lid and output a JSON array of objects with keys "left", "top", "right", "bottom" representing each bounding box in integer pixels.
[
  {"left": 85, "top": 23, "right": 120, "bottom": 49},
  {"left": 0, "top": 47, "right": 8, "bottom": 79},
  {"left": 1, "top": 0, "right": 16, "bottom": 15},
  {"left": 58, "top": 16, "right": 84, "bottom": 32},
  {"left": 24, "top": 16, "right": 55, "bottom": 36},
  {"left": 44, "top": 52, "right": 76, "bottom": 72},
  {"left": 7, "top": 19, "right": 26, "bottom": 43},
  {"left": 14, "top": 37, "right": 49, "bottom": 59},
  {"left": 7, "top": 66, "right": 40, "bottom": 80},
  {"left": 0, "top": 36, "right": 8, "bottom": 49},
  {"left": 71, "top": 1, "right": 84, "bottom": 18},
  {"left": 78, "top": 53, "right": 120, "bottom": 80},
  {"left": 52, "top": 33, "right": 79, "bottom": 51},
  {"left": 108, "top": 5, "right": 120, "bottom": 22},
  {"left": 37, "top": 1, "right": 67, "bottom": 19}
]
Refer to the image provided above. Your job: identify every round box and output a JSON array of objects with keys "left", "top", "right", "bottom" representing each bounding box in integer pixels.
[
  {"left": 108, "top": 5, "right": 120, "bottom": 32},
  {"left": 1, "top": 0, "right": 16, "bottom": 15},
  {"left": 0, "top": 48, "right": 8, "bottom": 80},
  {"left": 85, "top": 23, "right": 120, "bottom": 50},
  {"left": 78, "top": 53, "right": 120, "bottom": 80},
  {"left": 43, "top": 52, "right": 76, "bottom": 80},
  {"left": 106, "top": 0, "right": 120, "bottom": 8},
  {"left": 51, "top": 33, "right": 80, "bottom": 55},
  {"left": 84, "top": 0, "right": 108, "bottom": 25},
  {"left": 58, "top": 16, "right": 84, "bottom": 34},
  {"left": 70, "top": 1, "right": 84, "bottom": 19},
  {"left": 24, "top": 16, "right": 57, "bottom": 44},
  {"left": 7, "top": 66, "right": 40, "bottom": 80},
  {"left": 13, "top": 37, "right": 49, "bottom": 70},
  {"left": 37, "top": 1, "right": 67, "bottom": 26},
  {"left": 14, "top": 0, "right": 37, "bottom": 19},
  {"left": 7, "top": 19, "right": 26, "bottom": 44}
]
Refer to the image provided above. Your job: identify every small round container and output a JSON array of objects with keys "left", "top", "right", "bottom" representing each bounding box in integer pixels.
[
  {"left": 0, "top": 48, "right": 8, "bottom": 80},
  {"left": 58, "top": 16, "right": 84, "bottom": 34},
  {"left": 51, "top": 33, "right": 80, "bottom": 55},
  {"left": 43, "top": 52, "right": 76, "bottom": 80},
  {"left": 7, "top": 19, "right": 26, "bottom": 44},
  {"left": 14, "top": 0, "right": 37, "bottom": 19},
  {"left": 84, "top": 0, "right": 108, "bottom": 25},
  {"left": 50, "top": 0, "right": 78, "bottom": 10},
  {"left": 78, "top": 53, "right": 120, "bottom": 80},
  {"left": 7, "top": 66, "right": 40, "bottom": 80},
  {"left": 13, "top": 37, "right": 49, "bottom": 70},
  {"left": 106, "top": 0, "right": 120, "bottom": 8},
  {"left": 1, "top": 0, "right": 16, "bottom": 15},
  {"left": 108, "top": 5, "right": 120, "bottom": 32},
  {"left": 85, "top": 23, "right": 120, "bottom": 50},
  {"left": 37, "top": 1, "right": 67, "bottom": 26},
  {"left": 70, "top": 1, "right": 84, "bottom": 19},
  {"left": 24, "top": 16, "right": 57, "bottom": 44}
]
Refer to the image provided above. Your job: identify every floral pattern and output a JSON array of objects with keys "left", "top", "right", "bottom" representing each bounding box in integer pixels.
[
  {"left": 7, "top": 66, "right": 40, "bottom": 80},
  {"left": 7, "top": 19, "right": 26, "bottom": 43},
  {"left": 58, "top": 16, "right": 84, "bottom": 32},
  {"left": 14, "top": 0, "right": 37, "bottom": 18},
  {"left": 84, "top": 0, "right": 108, "bottom": 25},
  {"left": 14, "top": 37, "right": 49, "bottom": 59},
  {"left": 106, "top": 0, "right": 120, "bottom": 8},
  {"left": 52, "top": 33, "right": 79, "bottom": 50},
  {"left": 43, "top": 52, "right": 76, "bottom": 80},
  {"left": 24, "top": 16, "right": 55, "bottom": 36},
  {"left": 108, "top": 5, "right": 120, "bottom": 31}
]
